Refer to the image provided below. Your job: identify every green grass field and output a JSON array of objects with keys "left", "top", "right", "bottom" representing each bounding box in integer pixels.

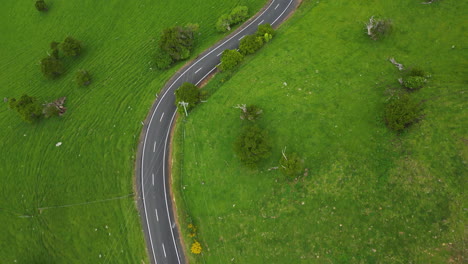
[
  {"left": 0, "top": 0, "right": 266, "bottom": 262},
  {"left": 173, "top": 0, "right": 467, "bottom": 263}
]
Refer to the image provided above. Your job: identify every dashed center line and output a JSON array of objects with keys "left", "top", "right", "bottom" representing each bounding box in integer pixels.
[
  {"left": 159, "top": 112, "right": 164, "bottom": 122},
  {"left": 195, "top": 67, "right": 202, "bottom": 74},
  {"left": 153, "top": 141, "right": 156, "bottom": 152},
  {"left": 239, "top": 35, "right": 245, "bottom": 41},
  {"left": 258, "top": 19, "right": 264, "bottom": 25},
  {"left": 162, "top": 243, "right": 167, "bottom": 258},
  {"left": 152, "top": 173, "right": 154, "bottom": 186},
  {"left": 155, "top": 209, "right": 159, "bottom": 222},
  {"left": 275, "top": 3, "right": 280, "bottom": 9}
]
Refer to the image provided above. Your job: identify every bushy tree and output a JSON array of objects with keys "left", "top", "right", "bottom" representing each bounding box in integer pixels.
[
  {"left": 61, "top": 36, "right": 82, "bottom": 57},
  {"left": 35, "top": 0, "right": 48, "bottom": 11},
  {"left": 279, "top": 152, "right": 304, "bottom": 177},
  {"left": 366, "top": 16, "right": 392, "bottom": 40},
  {"left": 216, "top": 14, "right": 232, "bottom": 32},
  {"left": 229, "top": 6, "right": 249, "bottom": 24},
  {"left": 384, "top": 93, "right": 421, "bottom": 132},
  {"left": 159, "top": 24, "right": 198, "bottom": 61},
  {"left": 154, "top": 47, "right": 173, "bottom": 70},
  {"left": 234, "top": 124, "right": 271, "bottom": 167},
  {"left": 8, "top": 94, "right": 43, "bottom": 122},
  {"left": 43, "top": 104, "right": 60, "bottom": 118},
  {"left": 75, "top": 70, "right": 91, "bottom": 86},
  {"left": 403, "top": 76, "right": 427, "bottom": 91},
  {"left": 40, "top": 56, "right": 64, "bottom": 79},
  {"left": 175, "top": 82, "right": 200, "bottom": 114},
  {"left": 238, "top": 104, "right": 263, "bottom": 121},
  {"left": 239, "top": 35, "right": 264, "bottom": 55},
  {"left": 257, "top": 24, "right": 275, "bottom": 38},
  {"left": 219, "top": 49, "right": 244, "bottom": 71}
]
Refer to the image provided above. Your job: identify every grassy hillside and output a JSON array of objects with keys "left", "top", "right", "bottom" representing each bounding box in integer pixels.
[
  {"left": 0, "top": 0, "right": 265, "bottom": 263},
  {"left": 173, "top": 0, "right": 467, "bottom": 263}
]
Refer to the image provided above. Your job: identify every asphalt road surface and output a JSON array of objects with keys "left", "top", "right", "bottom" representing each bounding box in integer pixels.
[{"left": 137, "top": 0, "right": 298, "bottom": 263}]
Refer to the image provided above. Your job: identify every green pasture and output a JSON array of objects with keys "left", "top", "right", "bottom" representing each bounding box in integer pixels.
[
  {"left": 173, "top": 0, "right": 467, "bottom": 263},
  {"left": 0, "top": 0, "right": 265, "bottom": 263}
]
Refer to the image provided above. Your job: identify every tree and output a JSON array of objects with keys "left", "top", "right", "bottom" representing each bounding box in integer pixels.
[
  {"left": 229, "top": 6, "right": 249, "bottom": 24},
  {"left": 43, "top": 104, "right": 60, "bottom": 118},
  {"left": 216, "top": 14, "right": 232, "bottom": 32},
  {"left": 175, "top": 82, "right": 200, "bottom": 114},
  {"left": 9, "top": 94, "right": 43, "bottom": 122},
  {"left": 403, "top": 76, "right": 427, "bottom": 91},
  {"left": 256, "top": 24, "right": 275, "bottom": 38},
  {"left": 234, "top": 124, "right": 271, "bottom": 167},
  {"left": 35, "top": 0, "right": 48, "bottom": 11},
  {"left": 279, "top": 151, "right": 304, "bottom": 177},
  {"left": 235, "top": 104, "right": 263, "bottom": 121},
  {"left": 219, "top": 49, "right": 244, "bottom": 71},
  {"left": 366, "top": 16, "right": 392, "bottom": 40},
  {"left": 154, "top": 47, "right": 173, "bottom": 70},
  {"left": 239, "top": 35, "right": 264, "bottom": 55},
  {"left": 61, "top": 36, "right": 82, "bottom": 57},
  {"left": 40, "top": 56, "right": 64, "bottom": 79},
  {"left": 384, "top": 93, "right": 421, "bottom": 132},
  {"left": 159, "top": 24, "right": 198, "bottom": 61},
  {"left": 75, "top": 70, "right": 91, "bottom": 86}
]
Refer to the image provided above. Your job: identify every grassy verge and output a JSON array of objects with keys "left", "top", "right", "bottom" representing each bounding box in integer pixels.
[
  {"left": 172, "top": 0, "right": 467, "bottom": 262},
  {"left": 0, "top": 0, "right": 266, "bottom": 262}
]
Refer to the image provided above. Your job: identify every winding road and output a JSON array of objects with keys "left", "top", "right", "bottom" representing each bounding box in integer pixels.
[{"left": 136, "top": 0, "right": 298, "bottom": 263}]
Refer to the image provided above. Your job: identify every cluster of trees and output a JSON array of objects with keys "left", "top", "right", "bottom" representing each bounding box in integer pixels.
[
  {"left": 8, "top": 94, "right": 65, "bottom": 123},
  {"left": 384, "top": 67, "right": 429, "bottom": 132},
  {"left": 154, "top": 24, "right": 199, "bottom": 70},
  {"left": 216, "top": 6, "right": 249, "bottom": 32},
  {"left": 175, "top": 82, "right": 201, "bottom": 115},
  {"left": 218, "top": 24, "right": 275, "bottom": 72}
]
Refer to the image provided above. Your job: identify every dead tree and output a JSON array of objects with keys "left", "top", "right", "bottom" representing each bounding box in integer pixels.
[{"left": 389, "top": 57, "right": 405, "bottom": 71}]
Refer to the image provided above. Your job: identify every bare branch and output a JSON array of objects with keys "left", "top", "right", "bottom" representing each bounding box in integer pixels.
[{"left": 389, "top": 57, "right": 405, "bottom": 71}]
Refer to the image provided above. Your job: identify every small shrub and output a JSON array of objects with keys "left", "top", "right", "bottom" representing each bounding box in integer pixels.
[
  {"left": 40, "top": 56, "right": 64, "bottom": 79},
  {"left": 75, "top": 70, "right": 92, "bottom": 86},
  {"left": 61, "top": 36, "right": 82, "bottom": 57},
  {"left": 407, "top": 67, "right": 427, "bottom": 78},
  {"left": 384, "top": 93, "right": 421, "bottom": 132},
  {"left": 239, "top": 35, "right": 264, "bottom": 55},
  {"left": 35, "top": 0, "right": 48, "bottom": 11},
  {"left": 216, "top": 14, "right": 232, "bottom": 32},
  {"left": 239, "top": 105, "right": 263, "bottom": 121},
  {"left": 219, "top": 49, "right": 244, "bottom": 71},
  {"left": 279, "top": 152, "right": 304, "bottom": 177},
  {"left": 175, "top": 82, "right": 200, "bottom": 114},
  {"left": 234, "top": 124, "right": 271, "bottom": 167},
  {"left": 190, "top": 241, "right": 202, "bottom": 254},
  {"left": 9, "top": 94, "right": 43, "bottom": 123},
  {"left": 403, "top": 76, "right": 427, "bottom": 91},
  {"left": 366, "top": 16, "right": 392, "bottom": 40},
  {"left": 43, "top": 104, "right": 60, "bottom": 118},
  {"left": 229, "top": 6, "right": 249, "bottom": 24}
]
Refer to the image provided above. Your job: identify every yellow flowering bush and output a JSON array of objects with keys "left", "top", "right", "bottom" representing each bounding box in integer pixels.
[{"left": 191, "top": 241, "right": 202, "bottom": 254}]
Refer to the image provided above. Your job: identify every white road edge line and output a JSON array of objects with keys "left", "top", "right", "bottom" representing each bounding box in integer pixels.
[
  {"left": 152, "top": 173, "right": 154, "bottom": 186},
  {"left": 216, "top": 51, "right": 223, "bottom": 57},
  {"left": 155, "top": 208, "right": 159, "bottom": 222},
  {"left": 239, "top": 35, "right": 245, "bottom": 40},
  {"left": 275, "top": 3, "right": 280, "bottom": 9},
  {"left": 160, "top": 112, "right": 164, "bottom": 122},
  {"left": 162, "top": 243, "right": 167, "bottom": 258},
  {"left": 194, "top": 67, "right": 202, "bottom": 74},
  {"left": 153, "top": 141, "right": 156, "bottom": 152},
  {"left": 258, "top": 19, "right": 264, "bottom": 25},
  {"left": 272, "top": 0, "right": 293, "bottom": 26},
  {"left": 162, "top": 111, "right": 181, "bottom": 263},
  {"left": 141, "top": 1, "right": 278, "bottom": 264},
  {"left": 195, "top": 66, "right": 217, "bottom": 86}
]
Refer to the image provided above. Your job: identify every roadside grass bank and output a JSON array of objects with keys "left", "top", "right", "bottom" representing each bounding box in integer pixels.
[
  {"left": 0, "top": 0, "right": 266, "bottom": 262},
  {"left": 172, "top": 0, "right": 467, "bottom": 263}
]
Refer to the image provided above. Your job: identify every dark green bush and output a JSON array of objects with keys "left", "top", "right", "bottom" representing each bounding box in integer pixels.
[
  {"left": 40, "top": 56, "right": 64, "bottom": 79},
  {"left": 75, "top": 70, "right": 92, "bottom": 86},
  {"left": 366, "top": 17, "right": 392, "bottom": 40},
  {"left": 279, "top": 152, "right": 304, "bottom": 177},
  {"left": 229, "top": 6, "right": 249, "bottom": 24},
  {"left": 61, "top": 36, "right": 82, "bottom": 57},
  {"left": 240, "top": 105, "right": 263, "bottom": 121},
  {"left": 35, "top": 0, "right": 48, "bottom": 11},
  {"left": 154, "top": 47, "right": 173, "bottom": 70},
  {"left": 175, "top": 82, "right": 200, "bottom": 114},
  {"left": 256, "top": 24, "right": 275, "bottom": 42},
  {"left": 403, "top": 76, "right": 427, "bottom": 91},
  {"left": 384, "top": 93, "right": 421, "bottom": 132},
  {"left": 219, "top": 49, "right": 244, "bottom": 71},
  {"left": 8, "top": 94, "right": 43, "bottom": 123},
  {"left": 159, "top": 24, "right": 198, "bottom": 61},
  {"left": 234, "top": 124, "right": 271, "bottom": 167},
  {"left": 239, "top": 35, "right": 264, "bottom": 55}
]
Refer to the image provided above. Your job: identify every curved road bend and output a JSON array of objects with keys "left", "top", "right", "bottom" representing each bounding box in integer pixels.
[{"left": 136, "top": 0, "right": 299, "bottom": 263}]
